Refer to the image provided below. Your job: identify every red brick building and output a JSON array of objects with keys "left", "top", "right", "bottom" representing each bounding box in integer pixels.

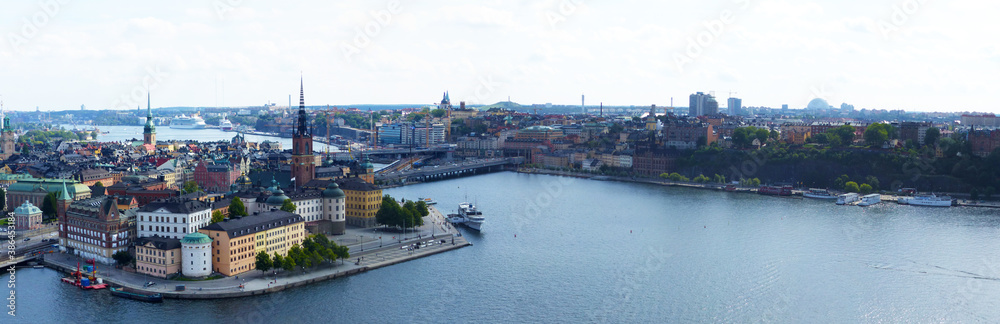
[
  {"left": 193, "top": 163, "right": 240, "bottom": 193},
  {"left": 969, "top": 129, "right": 1000, "bottom": 157},
  {"left": 663, "top": 122, "right": 716, "bottom": 149},
  {"left": 632, "top": 149, "right": 677, "bottom": 177}
]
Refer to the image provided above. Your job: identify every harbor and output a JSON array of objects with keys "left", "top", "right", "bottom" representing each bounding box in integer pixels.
[{"left": 38, "top": 206, "right": 470, "bottom": 300}]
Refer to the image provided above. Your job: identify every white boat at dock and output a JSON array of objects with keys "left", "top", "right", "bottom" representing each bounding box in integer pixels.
[
  {"left": 858, "top": 194, "right": 881, "bottom": 207},
  {"left": 899, "top": 193, "right": 952, "bottom": 207},
  {"left": 803, "top": 189, "right": 838, "bottom": 200},
  {"left": 837, "top": 193, "right": 860, "bottom": 205}
]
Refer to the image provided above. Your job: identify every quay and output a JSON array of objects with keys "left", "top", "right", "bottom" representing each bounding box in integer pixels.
[{"left": 39, "top": 206, "right": 470, "bottom": 299}]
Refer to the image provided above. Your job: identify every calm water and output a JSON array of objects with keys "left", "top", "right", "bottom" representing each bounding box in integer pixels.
[
  {"left": 11, "top": 172, "right": 1000, "bottom": 323},
  {"left": 66, "top": 125, "right": 340, "bottom": 152}
]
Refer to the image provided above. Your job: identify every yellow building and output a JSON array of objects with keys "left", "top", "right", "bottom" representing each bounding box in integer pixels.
[
  {"left": 135, "top": 236, "right": 182, "bottom": 278},
  {"left": 339, "top": 177, "right": 382, "bottom": 228},
  {"left": 198, "top": 210, "right": 305, "bottom": 276}
]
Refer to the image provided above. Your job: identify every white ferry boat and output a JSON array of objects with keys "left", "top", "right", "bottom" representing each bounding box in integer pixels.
[
  {"left": 857, "top": 194, "right": 881, "bottom": 207},
  {"left": 447, "top": 202, "right": 484, "bottom": 231},
  {"left": 803, "top": 189, "right": 838, "bottom": 200},
  {"left": 900, "top": 194, "right": 952, "bottom": 207},
  {"left": 219, "top": 118, "right": 234, "bottom": 131},
  {"left": 170, "top": 113, "right": 207, "bottom": 129},
  {"left": 837, "top": 193, "right": 860, "bottom": 205}
]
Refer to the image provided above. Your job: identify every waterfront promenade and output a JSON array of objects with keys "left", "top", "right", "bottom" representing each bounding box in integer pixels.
[{"left": 41, "top": 206, "right": 470, "bottom": 299}]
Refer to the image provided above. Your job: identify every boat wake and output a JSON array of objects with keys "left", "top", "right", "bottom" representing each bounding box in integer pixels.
[{"left": 866, "top": 259, "right": 1000, "bottom": 281}]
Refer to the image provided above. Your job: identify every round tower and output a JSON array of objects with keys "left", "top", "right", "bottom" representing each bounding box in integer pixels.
[{"left": 181, "top": 232, "right": 212, "bottom": 277}]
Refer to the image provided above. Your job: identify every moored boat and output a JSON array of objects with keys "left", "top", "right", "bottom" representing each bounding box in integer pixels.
[
  {"left": 857, "top": 194, "right": 881, "bottom": 207},
  {"left": 803, "top": 188, "right": 838, "bottom": 200},
  {"left": 109, "top": 286, "right": 163, "bottom": 303},
  {"left": 758, "top": 185, "right": 793, "bottom": 196},
  {"left": 837, "top": 193, "right": 860, "bottom": 205},
  {"left": 900, "top": 193, "right": 952, "bottom": 207}
]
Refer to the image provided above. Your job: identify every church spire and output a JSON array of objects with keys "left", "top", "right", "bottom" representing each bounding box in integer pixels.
[{"left": 296, "top": 75, "right": 309, "bottom": 136}]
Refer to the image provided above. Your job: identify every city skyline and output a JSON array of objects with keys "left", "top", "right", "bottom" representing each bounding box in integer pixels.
[{"left": 2, "top": 0, "right": 997, "bottom": 112}]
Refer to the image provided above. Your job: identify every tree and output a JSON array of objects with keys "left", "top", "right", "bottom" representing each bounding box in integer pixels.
[
  {"left": 834, "top": 175, "right": 850, "bottom": 190},
  {"left": 693, "top": 174, "right": 710, "bottom": 183},
  {"left": 864, "top": 123, "right": 889, "bottom": 147},
  {"left": 865, "top": 176, "right": 880, "bottom": 191},
  {"left": 211, "top": 210, "right": 225, "bottom": 224},
  {"left": 859, "top": 183, "right": 873, "bottom": 195},
  {"left": 280, "top": 199, "right": 297, "bottom": 213},
  {"left": 182, "top": 181, "right": 202, "bottom": 194},
  {"left": 282, "top": 254, "right": 296, "bottom": 272},
  {"left": 844, "top": 181, "right": 860, "bottom": 193},
  {"left": 430, "top": 108, "right": 446, "bottom": 118},
  {"left": 255, "top": 251, "right": 272, "bottom": 274},
  {"left": 41, "top": 192, "right": 58, "bottom": 218},
  {"left": 415, "top": 200, "right": 429, "bottom": 217},
  {"left": 113, "top": 250, "right": 134, "bottom": 267},
  {"left": 229, "top": 198, "right": 248, "bottom": 217},
  {"left": 750, "top": 178, "right": 761, "bottom": 186},
  {"left": 272, "top": 253, "right": 284, "bottom": 273},
  {"left": 924, "top": 127, "right": 940, "bottom": 147}
]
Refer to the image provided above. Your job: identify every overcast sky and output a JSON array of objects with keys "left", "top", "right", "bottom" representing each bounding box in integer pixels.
[{"left": 1, "top": 0, "right": 997, "bottom": 112}]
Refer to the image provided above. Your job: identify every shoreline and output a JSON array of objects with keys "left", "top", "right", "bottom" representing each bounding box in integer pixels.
[
  {"left": 40, "top": 206, "right": 471, "bottom": 300},
  {"left": 514, "top": 168, "right": 1000, "bottom": 208}
]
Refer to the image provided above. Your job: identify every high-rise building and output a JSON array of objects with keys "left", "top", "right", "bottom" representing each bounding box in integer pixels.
[
  {"left": 292, "top": 76, "right": 315, "bottom": 187},
  {"left": 689, "top": 92, "right": 718, "bottom": 116},
  {"left": 727, "top": 97, "right": 742, "bottom": 116}
]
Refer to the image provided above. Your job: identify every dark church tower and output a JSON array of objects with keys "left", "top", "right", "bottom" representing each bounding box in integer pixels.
[{"left": 291, "top": 76, "right": 315, "bottom": 187}]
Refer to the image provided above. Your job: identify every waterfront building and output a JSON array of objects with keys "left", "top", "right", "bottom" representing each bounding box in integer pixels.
[
  {"left": 58, "top": 191, "right": 131, "bottom": 265},
  {"left": 291, "top": 77, "right": 316, "bottom": 187},
  {"left": 144, "top": 93, "right": 156, "bottom": 145},
  {"left": 136, "top": 198, "right": 213, "bottom": 239},
  {"left": 632, "top": 149, "right": 677, "bottom": 177},
  {"left": 199, "top": 210, "right": 305, "bottom": 276},
  {"left": 340, "top": 177, "right": 382, "bottom": 228},
  {"left": 135, "top": 236, "right": 181, "bottom": 278},
  {"left": 13, "top": 201, "right": 43, "bottom": 231},
  {"left": 6, "top": 178, "right": 92, "bottom": 211},
  {"left": 181, "top": 232, "right": 213, "bottom": 277}
]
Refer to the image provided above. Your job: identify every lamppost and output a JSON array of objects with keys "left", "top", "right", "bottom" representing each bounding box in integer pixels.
[{"left": 358, "top": 234, "right": 363, "bottom": 252}]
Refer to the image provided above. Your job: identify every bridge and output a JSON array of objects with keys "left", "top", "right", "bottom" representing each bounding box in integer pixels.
[{"left": 376, "top": 157, "right": 523, "bottom": 185}]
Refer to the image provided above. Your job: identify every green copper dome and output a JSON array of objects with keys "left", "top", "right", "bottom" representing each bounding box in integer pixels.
[
  {"left": 322, "top": 182, "right": 345, "bottom": 198},
  {"left": 266, "top": 188, "right": 289, "bottom": 206},
  {"left": 361, "top": 157, "right": 374, "bottom": 170},
  {"left": 13, "top": 201, "right": 42, "bottom": 215},
  {"left": 181, "top": 232, "right": 212, "bottom": 245}
]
